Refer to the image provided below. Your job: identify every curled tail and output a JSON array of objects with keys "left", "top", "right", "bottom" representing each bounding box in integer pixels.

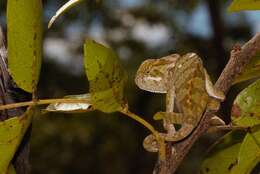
[
  {"left": 165, "top": 123, "right": 194, "bottom": 142},
  {"left": 143, "top": 124, "right": 194, "bottom": 152}
]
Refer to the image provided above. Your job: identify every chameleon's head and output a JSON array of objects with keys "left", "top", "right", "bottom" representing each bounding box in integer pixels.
[{"left": 135, "top": 54, "right": 180, "bottom": 93}]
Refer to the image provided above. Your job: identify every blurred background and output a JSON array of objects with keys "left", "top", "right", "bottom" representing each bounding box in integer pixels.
[{"left": 0, "top": 0, "right": 259, "bottom": 173}]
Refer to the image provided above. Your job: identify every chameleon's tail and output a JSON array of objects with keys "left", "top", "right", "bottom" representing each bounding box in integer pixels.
[
  {"left": 143, "top": 124, "right": 194, "bottom": 153},
  {"left": 143, "top": 134, "right": 159, "bottom": 152},
  {"left": 165, "top": 123, "right": 194, "bottom": 142}
]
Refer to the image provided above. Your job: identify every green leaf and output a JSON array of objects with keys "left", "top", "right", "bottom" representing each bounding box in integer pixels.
[
  {"left": 200, "top": 131, "right": 246, "bottom": 174},
  {"left": 46, "top": 94, "right": 93, "bottom": 113},
  {"left": 230, "top": 126, "right": 260, "bottom": 174},
  {"left": 48, "top": 0, "right": 83, "bottom": 28},
  {"left": 228, "top": 0, "right": 260, "bottom": 12},
  {"left": 7, "top": 0, "right": 43, "bottom": 93},
  {"left": 0, "top": 108, "right": 34, "bottom": 173},
  {"left": 233, "top": 53, "right": 260, "bottom": 84},
  {"left": 231, "top": 79, "right": 260, "bottom": 127},
  {"left": 84, "top": 39, "right": 127, "bottom": 113}
]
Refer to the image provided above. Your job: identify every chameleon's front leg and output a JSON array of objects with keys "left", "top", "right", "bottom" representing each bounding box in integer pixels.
[{"left": 164, "top": 86, "right": 176, "bottom": 134}]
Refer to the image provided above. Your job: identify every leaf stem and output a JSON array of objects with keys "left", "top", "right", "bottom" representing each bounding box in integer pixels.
[
  {"left": 120, "top": 108, "right": 166, "bottom": 160},
  {"left": 120, "top": 109, "right": 157, "bottom": 135},
  {"left": 0, "top": 98, "right": 91, "bottom": 110}
]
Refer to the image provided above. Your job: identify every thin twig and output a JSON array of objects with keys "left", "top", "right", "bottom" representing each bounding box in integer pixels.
[
  {"left": 0, "top": 98, "right": 91, "bottom": 110},
  {"left": 207, "top": 124, "right": 249, "bottom": 133},
  {"left": 120, "top": 109, "right": 158, "bottom": 136},
  {"left": 120, "top": 109, "right": 166, "bottom": 160}
]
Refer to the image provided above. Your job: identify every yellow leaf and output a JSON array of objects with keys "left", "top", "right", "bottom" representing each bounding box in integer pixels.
[
  {"left": 228, "top": 0, "right": 260, "bottom": 12},
  {"left": 0, "top": 108, "right": 33, "bottom": 173},
  {"left": 84, "top": 39, "right": 127, "bottom": 113},
  {"left": 7, "top": 0, "right": 43, "bottom": 92}
]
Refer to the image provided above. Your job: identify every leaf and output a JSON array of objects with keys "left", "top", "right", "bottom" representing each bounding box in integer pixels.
[
  {"left": 226, "top": 80, "right": 260, "bottom": 173},
  {"left": 228, "top": 0, "right": 260, "bottom": 12},
  {"left": 48, "top": 0, "right": 83, "bottom": 28},
  {"left": 7, "top": 0, "right": 43, "bottom": 93},
  {"left": 233, "top": 53, "right": 260, "bottom": 84},
  {"left": 200, "top": 131, "right": 246, "bottom": 174},
  {"left": 46, "top": 94, "right": 93, "bottom": 113},
  {"left": 231, "top": 79, "right": 260, "bottom": 127},
  {"left": 230, "top": 126, "right": 260, "bottom": 174},
  {"left": 84, "top": 39, "right": 127, "bottom": 113},
  {"left": 0, "top": 107, "right": 34, "bottom": 173}
]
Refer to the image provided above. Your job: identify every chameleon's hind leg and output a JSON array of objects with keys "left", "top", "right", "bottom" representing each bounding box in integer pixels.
[
  {"left": 204, "top": 69, "right": 226, "bottom": 124},
  {"left": 204, "top": 69, "right": 225, "bottom": 102},
  {"left": 207, "top": 115, "right": 226, "bottom": 133},
  {"left": 154, "top": 112, "right": 184, "bottom": 124},
  {"left": 154, "top": 112, "right": 196, "bottom": 141}
]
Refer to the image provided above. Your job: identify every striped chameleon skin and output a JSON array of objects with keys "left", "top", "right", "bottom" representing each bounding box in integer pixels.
[{"left": 135, "top": 53, "right": 225, "bottom": 153}]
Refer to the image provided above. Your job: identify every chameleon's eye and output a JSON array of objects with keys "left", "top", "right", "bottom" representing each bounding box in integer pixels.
[{"left": 150, "top": 69, "right": 161, "bottom": 77}]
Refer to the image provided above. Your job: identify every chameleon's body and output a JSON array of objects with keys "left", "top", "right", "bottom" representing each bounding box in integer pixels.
[{"left": 135, "top": 53, "right": 225, "bottom": 152}]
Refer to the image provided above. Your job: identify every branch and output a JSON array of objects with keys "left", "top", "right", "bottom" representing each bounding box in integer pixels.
[{"left": 154, "top": 33, "right": 260, "bottom": 174}]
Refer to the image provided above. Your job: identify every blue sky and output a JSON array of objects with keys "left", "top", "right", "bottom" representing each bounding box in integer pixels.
[
  {"left": 44, "top": 0, "right": 259, "bottom": 71},
  {"left": 119, "top": 0, "right": 259, "bottom": 37}
]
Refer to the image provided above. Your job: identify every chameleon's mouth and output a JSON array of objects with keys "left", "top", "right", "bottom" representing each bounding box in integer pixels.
[
  {"left": 135, "top": 75, "right": 166, "bottom": 93},
  {"left": 144, "top": 76, "right": 162, "bottom": 82}
]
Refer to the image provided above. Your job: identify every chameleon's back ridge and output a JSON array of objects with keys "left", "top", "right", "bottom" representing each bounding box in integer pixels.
[{"left": 173, "top": 53, "right": 208, "bottom": 125}]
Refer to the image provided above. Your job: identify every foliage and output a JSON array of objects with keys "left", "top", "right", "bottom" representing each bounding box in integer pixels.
[
  {"left": 228, "top": 0, "right": 260, "bottom": 12},
  {"left": 231, "top": 79, "right": 260, "bottom": 126},
  {"left": 7, "top": 0, "right": 42, "bottom": 93},
  {"left": 0, "top": 107, "right": 34, "bottom": 173},
  {"left": 84, "top": 39, "right": 127, "bottom": 113},
  {"left": 201, "top": 80, "right": 260, "bottom": 174},
  {"left": 200, "top": 131, "right": 246, "bottom": 174}
]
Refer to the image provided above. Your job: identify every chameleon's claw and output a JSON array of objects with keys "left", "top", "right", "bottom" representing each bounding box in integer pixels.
[{"left": 143, "top": 134, "right": 160, "bottom": 152}]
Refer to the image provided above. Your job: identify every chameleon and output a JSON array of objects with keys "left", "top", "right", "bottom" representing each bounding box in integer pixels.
[{"left": 135, "top": 53, "right": 225, "bottom": 152}]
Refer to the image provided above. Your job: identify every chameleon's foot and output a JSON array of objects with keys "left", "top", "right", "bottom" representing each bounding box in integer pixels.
[{"left": 143, "top": 134, "right": 160, "bottom": 152}]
